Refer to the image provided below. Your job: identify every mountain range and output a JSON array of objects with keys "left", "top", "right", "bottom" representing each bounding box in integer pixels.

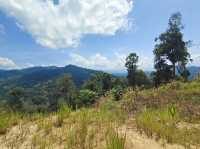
[
  {"left": 0, "top": 65, "right": 102, "bottom": 95},
  {"left": 113, "top": 66, "right": 200, "bottom": 80},
  {"left": 0, "top": 65, "right": 199, "bottom": 92}
]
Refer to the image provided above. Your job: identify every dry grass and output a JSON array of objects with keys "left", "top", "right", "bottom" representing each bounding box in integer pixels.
[
  {"left": 0, "top": 101, "right": 127, "bottom": 149},
  {"left": 0, "top": 80, "right": 200, "bottom": 149}
]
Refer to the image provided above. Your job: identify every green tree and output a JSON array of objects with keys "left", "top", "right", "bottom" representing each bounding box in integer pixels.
[
  {"left": 154, "top": 12, "right": 191, "bottom": 84},
  {"left": 55, "top": 74, "right": 77, "bottom": 108},
  {"left": 82, "top": 73, "right": 112, "bottom": 95},
  {"left": 111, "top": 77, "right": 128, "bottom": 89},
  {"left": 152, "top": 59, "right": 173, "bottom": 86},
  {"left": 8, "top": 87, "right": 25, "bottom": 110},
  {"left": 125, "top": 53, "right": 139, "bottom": 87},
  {"left": 135, "top": 70, "right": 151, "bottom": 87}
]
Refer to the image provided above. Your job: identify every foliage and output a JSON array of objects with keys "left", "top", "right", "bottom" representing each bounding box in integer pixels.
[
  {"left": 55, "top": 74, "right": 77, "bottom": 107},
  {"left": 125, "top": 53, "right": 139, "bottom": 87},
  {"left": 82, "top": 73, "right": 112, "bottom": 95},
  {"left": 153, "top": 12, "right": 191, "bottom": 85},
  {"left": 135, "top": 70, "right": 152, "bottom": 87},
  {"left": 111, "top": 86, "right": 123, "bottom": 101},
  {"left": 7, "top": 87, "right": 25, "bottom": 111},
  {"left": 77, "top": 89, "right": 98, "bottom": 107}
]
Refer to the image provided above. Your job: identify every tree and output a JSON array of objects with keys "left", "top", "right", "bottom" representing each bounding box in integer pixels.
[
  {"left": 125, "top": 53, "right": 139, "bottom": 87},
  {"left": 82, "top": 73, "right": 112, "bottom": 95},
  {"left": 154, "top": 12, "right": 191, "bottom": 84},
  {"left": 135, "top": 70, "right": 151, "bottom": 87},
  {"left": 152, "top": 58, "right": 173, "bottom": 86},
  {"left": 8, "top": 87, "right": 25, "bottom": 110},
  {"left": 55, "top": 74, "right": 77, "bottom": 108}
]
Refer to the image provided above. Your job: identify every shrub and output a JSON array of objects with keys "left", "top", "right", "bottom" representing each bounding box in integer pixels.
[
  {"left": 77, "top": 89, "right": 97, "bottom": 107},
  {"left": 111, "top": 86, "right": 123, "bottom": 101}
]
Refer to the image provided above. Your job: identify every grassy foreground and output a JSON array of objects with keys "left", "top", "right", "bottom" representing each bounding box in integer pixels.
[
  {"left": 0, "top": 101, "right": 127, "bottom": 149},
  {"left": 0, "top": 80, "right": 200, "bottom": 149}
]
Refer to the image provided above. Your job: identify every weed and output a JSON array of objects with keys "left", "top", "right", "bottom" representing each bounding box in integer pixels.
[{"left": 106, "top": 127, "right": 126, "bottom": 149}]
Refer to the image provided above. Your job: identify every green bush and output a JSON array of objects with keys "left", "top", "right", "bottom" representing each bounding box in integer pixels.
[
  {"left": 77, "top": 89, "right": 98, "bottom": 107},
  {"left": 111, "top": 86, "right": 123, "bottom": 101}
]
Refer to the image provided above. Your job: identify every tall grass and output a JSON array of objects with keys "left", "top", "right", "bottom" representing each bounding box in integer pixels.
[
  {"left": 106, "top": 127, "right": 126, "bottom": 149},
  {"left": 136, "top": 107, "right": 200, "bottom": 148},
  {"left": 0, "top": 111, "right": 21, "bottom": 135},
  {"left": 54, "top": 104, "right": 71, "bottom": 127}
]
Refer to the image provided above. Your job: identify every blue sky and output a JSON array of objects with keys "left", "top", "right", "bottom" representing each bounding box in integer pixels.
[{"left": 0, "top": 0, "right": 199, "bottom": 72}]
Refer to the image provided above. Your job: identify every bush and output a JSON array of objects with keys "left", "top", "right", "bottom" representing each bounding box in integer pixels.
[
  {"left": 77, "top": 90, "right": 98, "bottom": 107},
  {"left": 111, "top": 86, "right": 123, "bottom": 101}
]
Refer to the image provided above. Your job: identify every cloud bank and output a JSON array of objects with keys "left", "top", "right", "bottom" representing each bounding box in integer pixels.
[
  {"left": 0, "top": 0, "right": 133, "bottom": 49},
  {"left": 0, "top": 57, "right": 18, "bottom": 69}
]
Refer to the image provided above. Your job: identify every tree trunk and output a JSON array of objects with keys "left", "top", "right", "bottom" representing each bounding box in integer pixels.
[{"left": 173, "top": 63, "right": 176, "bottom": 79}]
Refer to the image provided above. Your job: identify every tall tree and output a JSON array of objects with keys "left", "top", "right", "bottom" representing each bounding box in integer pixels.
[
  {"left": 125, "top": 53, "right": 139, "bottom": 87},
  {"left": 154, "top": 12, "right": 191, "bottom": 83},
  {"left": 55, "top": 74, "right": 77, "bottom": 107}
]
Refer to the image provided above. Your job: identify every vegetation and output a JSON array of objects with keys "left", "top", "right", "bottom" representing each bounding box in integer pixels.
[
  {"left": 125, "top": 53, "right": 139, "bottom": 87},
  {"left": 153, "top": 12, "right": 192, "bottom": 85}
]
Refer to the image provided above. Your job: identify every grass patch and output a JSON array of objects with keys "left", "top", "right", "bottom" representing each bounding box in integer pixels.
[
  {"left": 106, "top": 127, "right": 126, "bottom": 149},
  {"left": 0, "top": 112, "right": 21, "bottom": 135},
  {"left": 136, "top": 107, "right": 200, "bottom": 148}
]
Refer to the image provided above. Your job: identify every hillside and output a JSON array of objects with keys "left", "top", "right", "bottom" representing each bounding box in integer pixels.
[
  {"left": 0, "top": 65, "right": 104, "bottom": 98},
  {"left": 0, "top": 79, "right": 199, "bottom": 149},
  {"left": 0, "top": 65, "right": 101, "bottom": 87}
]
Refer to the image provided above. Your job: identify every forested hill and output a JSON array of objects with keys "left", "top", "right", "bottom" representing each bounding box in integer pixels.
[{"left": 0, "top": 65, "right": 101, "bottom": 88}]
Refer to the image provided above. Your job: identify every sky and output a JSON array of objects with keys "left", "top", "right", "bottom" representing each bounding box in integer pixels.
[{"left": 0, "top": 0, "right": 199, "bottom": 72}]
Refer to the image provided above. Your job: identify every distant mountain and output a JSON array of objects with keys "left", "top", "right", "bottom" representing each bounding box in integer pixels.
[
  {"left": 112, "top": 66, "right": 200, "bottom": 80},
  {"left": 113, "top": 71, "right": 152, "bottom": 78},
  {"left": 188, "top": 66, "right": 200, "bottom": 80},
  {"left": 112, "top": 72, "right": 127, "bottom": 77},
  {"left": 0, "top": 65, "right": 101, "bottom": 92}
]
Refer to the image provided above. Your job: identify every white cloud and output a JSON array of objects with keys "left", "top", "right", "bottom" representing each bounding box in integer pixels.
[
  {"left": 0, "top": 0, "right": 133, "bottom": 49},
  {"left": 70, "top": 52, "right": 125, "bottom": 71},
  {"left": 70, "top": 52, "right": 153, "bottom": 72},
  {"left": 0, "top": 57, "right": 18, "bottom": 69}
]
